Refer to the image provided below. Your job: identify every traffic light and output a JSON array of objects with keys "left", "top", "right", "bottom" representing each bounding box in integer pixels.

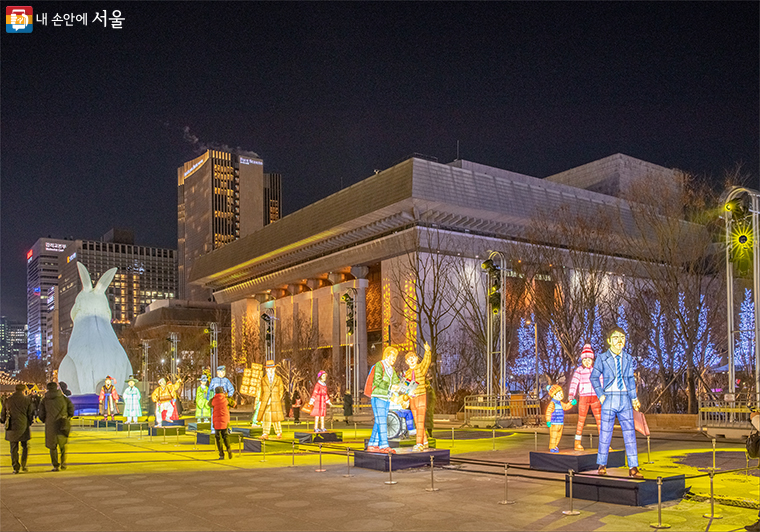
[
  {"left": 343, "top": 293, "right": 355, "bottom": 335},
  {"left": 482, "top": 259, "right": 501, "bottom": 315}
]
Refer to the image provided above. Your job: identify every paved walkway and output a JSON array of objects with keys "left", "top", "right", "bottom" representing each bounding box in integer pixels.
[{"left": 1, "top": 424, "right": 758, "bottom": 531}]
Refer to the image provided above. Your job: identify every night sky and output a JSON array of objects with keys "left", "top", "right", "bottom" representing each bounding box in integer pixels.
[{"left": 1, "top": 1, "right": 758, "bottom": 323}]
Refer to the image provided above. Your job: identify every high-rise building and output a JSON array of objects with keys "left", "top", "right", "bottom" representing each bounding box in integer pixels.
[
  {"left": 26, "top": 237, "right": 71, "bottom": 366},
  {"left": 177, "top": 148, "right": 281, "bottom": 301},
  {"left": 264, "top": 172, "right": 283, "bottom": 224},
  {"left": 56, "top": 229, "right": 177, "bottom": 360},
  {"left": 0, "top": 318, "right": 28, "bottom": 373}
]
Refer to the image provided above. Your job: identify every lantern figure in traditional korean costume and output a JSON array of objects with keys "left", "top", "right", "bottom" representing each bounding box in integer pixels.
[
  {"left": 99, "top": 376, "right": 119, "bottom": 421},
  {"left": 122, "top": 375, "right": 142, "bottom": 424}
]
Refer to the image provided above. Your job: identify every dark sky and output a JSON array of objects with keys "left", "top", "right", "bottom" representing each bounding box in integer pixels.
[{"left": 1, "top": 1, "right": 758, "bottom": 323}]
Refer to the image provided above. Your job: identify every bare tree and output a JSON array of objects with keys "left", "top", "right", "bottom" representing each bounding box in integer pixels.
[
  {"left": 452, "top": 243, "right": 533, "bottom": 394},
  {"left": 387, "top": 228, "right": 464, "bottom": 392},
  {"left": 522, "top": 204, "right": 620, "bottom": 382},
  {"left": 615, "top": 171, "right": 726, "bottom": 414}
]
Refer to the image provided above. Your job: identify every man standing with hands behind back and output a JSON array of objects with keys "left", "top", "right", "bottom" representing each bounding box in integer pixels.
[{"left": 591, "top": 326, "right": 643, "bottom": 479}]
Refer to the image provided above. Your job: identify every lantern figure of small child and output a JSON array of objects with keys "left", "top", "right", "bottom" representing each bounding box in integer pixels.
[{"left": 545, "top": 384, "right": 577, "bottom": 453}]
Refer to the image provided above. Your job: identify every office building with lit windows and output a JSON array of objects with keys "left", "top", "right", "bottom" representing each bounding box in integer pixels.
[
  {"left": 177, "top": 148, "right": 281, "bottom": 301},
  {"left": 0, "top": 317, "right": 27, "bottom": 373},
  {"left": 55, "top": 229, "right": 177, "bottom": 362},
  {"left": 26, "top": 237, "right": 71, "bottom": 367}
]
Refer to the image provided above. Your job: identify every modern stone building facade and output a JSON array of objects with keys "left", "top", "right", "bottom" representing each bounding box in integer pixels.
[{"left": 189, "top": 154, "right": 678, "bottom": 396}]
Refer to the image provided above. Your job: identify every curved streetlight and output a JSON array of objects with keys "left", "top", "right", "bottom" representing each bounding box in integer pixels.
[{"left": 720, "top": 186, "right": 760, "bottom": 403}]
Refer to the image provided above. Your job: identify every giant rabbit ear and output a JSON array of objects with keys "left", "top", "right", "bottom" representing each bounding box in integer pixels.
[
  {"left": 77, "top": 263, "right": 93, "bottom": 289},
  {"left": 95, "top": 267, "right": 118, "bottom": 293}
]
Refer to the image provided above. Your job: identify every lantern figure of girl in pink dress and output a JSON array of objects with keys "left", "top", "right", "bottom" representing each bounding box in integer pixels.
[{"left": 308, "top": 371, "right": 332, "bottom": 433}]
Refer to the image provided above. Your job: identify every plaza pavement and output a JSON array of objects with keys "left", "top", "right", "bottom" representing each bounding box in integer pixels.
[{"left": 1, "top": 421, "right": 758, "bottom": 531}]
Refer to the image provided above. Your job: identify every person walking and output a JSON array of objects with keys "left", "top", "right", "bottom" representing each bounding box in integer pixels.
[
  {"left": 210, "top": 386, "right": 233, "bottom": 459},
  {"left": 343, "top": 390, "right": 353, "bottom": 425},
  {"left": 37, "top": 382, "right": 75, "bottom": 471},
  {"left": 0, "top": 384, "right": 35, "bottom": 474}
]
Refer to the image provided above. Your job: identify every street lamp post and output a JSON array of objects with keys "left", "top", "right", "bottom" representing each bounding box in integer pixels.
[
  {"left": 482, "top": 251, "right": 507, "bottom": 398},
  {"left": 205, "top": 323, "right": 218, "bottom": 374},
  {"left": 342, "top": 288, "right": 358, "bottom": 396},
  {"left": 168, "top": 332, "right": 178, "bottom": 377},
  {"left": 721, "top": 186, "right": 760, "bottom": 404},
  {"left": 261, "top": 309, "right": 276, "bottom": 363}
]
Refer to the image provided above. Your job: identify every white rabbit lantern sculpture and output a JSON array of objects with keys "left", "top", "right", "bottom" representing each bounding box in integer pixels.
[{"left": 57, "top": 263, "right": 134, "bottom": 395}]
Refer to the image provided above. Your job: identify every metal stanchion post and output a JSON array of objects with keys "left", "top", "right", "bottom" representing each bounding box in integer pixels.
[
  {"left": 316, "top": 443, "right": 326, "bottom": 472},
  {"left": 385, "top": 453, "right": 397, "bottom": 485},
  {"left": 162, "top": 427, "right": 167, "bottom": 444},
  {"left": 498, "top": 464, "right": 515, "bottom": 504},
  {"left": 260, "top": 439, "right": 267, "bottom": 462},
  {"left": 291, "top": 440, "right": 296, "bottom": 467},
  {"left": 589, "top": 433, "right": 593, "bottom": 450},
  {"left": 747, "top": 454, "right": 750, "bottom": 476},
  {"left": 649, "top": 477, "right": 671, "bottom": 529},
  {"left": 238, "top": 436, "right": 242, "bottom": 456},
  {"left": 343, "top": 448, "right": 353, "bottom": 478},
  {"left": 702, "top": 469, "right": 722, "bottom": 519},
  {"left": 331, "top": 419, "right": 333, "bottom": 431},
  {"left": 426, "top": 455, "right": 438, "bottom": 492},
  {"left": 645, "top": 435, "right": 654, "bottom": 464},
  {"left": 711, "top": 438, "right": 720, "bottom": 470},
  {"left": 127, "top": 423, "right": 131, "bottom": 438},
  {"left": 451, "top": 427, "right": 455, "bottom": 448},
  {"left": 562, "top": 469, "right": 580, "bottom": 515},
  {"left": 534, "top": 430, "right": 538, "bottom": 451},
  {"left": 150, "top": 425, "right": 153, "bottom": 442},
  {"left": 354, "top": 422, "right": 357, "bottom": 439},
  {"left": 492, "top": 427, "right": 496, "bottom": 451}
]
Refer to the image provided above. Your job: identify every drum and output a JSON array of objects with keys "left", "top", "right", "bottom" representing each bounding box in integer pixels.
[{"left": 387, "top": 411, "right": 407, "bottom": 440}]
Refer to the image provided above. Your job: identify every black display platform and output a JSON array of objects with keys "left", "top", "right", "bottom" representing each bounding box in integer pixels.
[
  {"left": 149, "top": 426, "right": 186, "bottom": 436},
  {"left": 116, "top": 422, "right": 149, "bottom": 432},
  {"left": 229, "top": 426, "right": 263, "bottom": 437},
  {"left": 354, "top": 448, "right": 450, "bottom": 471},
  {"left": 364, "top": 438, "right": 437, "bottom": 449},
  {"left": 530, "top": 449, "right": 625, "bottom": 473},
  {"left": 187, "top": 422, "right": 211, "bottom": 432},
  {"left": 295, "top": 431, "right": 342, "bottom": 443},
  {"left": 195, "top": 431, "right": 244, "bottom": 445},
  {"left": 570, "top": 468, "right": 686, "bottom": 506}
]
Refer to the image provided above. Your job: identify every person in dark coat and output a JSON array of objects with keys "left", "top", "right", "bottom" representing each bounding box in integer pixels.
[
  {"left": 343, "top": 390, "right": 354, "bottom": 425},
  {"left": 0, "top": 384, "right": 35, "bottom": 474},
  {"left": 283, "top": 390, "right": 292, "bottom": 420},
  {"left": 291, "top": 390, "right": 302, "bottom": 424},
  {"left": 29, "top": 391, "right": 42, "bottom": 421},
  {"left": 59, "top": 382, "right": 72, "bottom": 397},
  {"left": 37, "top": 382, "right": 75, "bottom": 471}
]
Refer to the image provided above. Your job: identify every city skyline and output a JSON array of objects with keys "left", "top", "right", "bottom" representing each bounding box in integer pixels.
[{"left": 2, "top": 2, "right": 758, "bottom": 323}]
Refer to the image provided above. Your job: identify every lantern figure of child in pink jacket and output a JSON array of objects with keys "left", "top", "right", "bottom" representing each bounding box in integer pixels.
[
  {"left": 568, "top": 344, "right": 602, "bottom": 451},
  {"left": 308, "top": 371, "right": 332, "bottom": 433}
]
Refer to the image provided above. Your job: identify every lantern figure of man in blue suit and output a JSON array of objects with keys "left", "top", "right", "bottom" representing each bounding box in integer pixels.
[{"left": 590, "top": 326, "right": 643, "bottom": 479}]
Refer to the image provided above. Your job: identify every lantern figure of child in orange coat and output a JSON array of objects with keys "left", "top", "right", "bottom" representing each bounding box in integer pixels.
[{"left": 545, "top": 384, "right": 576, "bottom": 452}]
